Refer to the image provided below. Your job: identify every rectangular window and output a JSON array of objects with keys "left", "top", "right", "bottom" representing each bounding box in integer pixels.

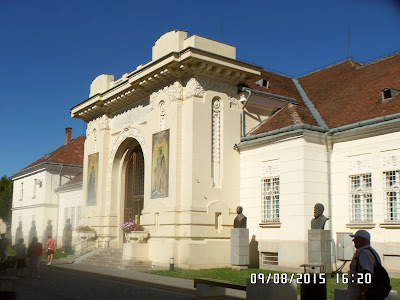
[
  {"left": 64, "top": 207, "right": 69, "bottom": 226},
  {"left": 349, "top": 173, "right": 373, "bottom": 223},
  {"left": 76, "top": 206, "right": 81, "bottom": 229},
  {"left": 261, "top": 177, "right": 280, "bottom": 223},
  {"left": 70, "top": 207, "right": 76, "bottom": 229},
  {"left": 261, "top": 252, "right": 278, "bottom": 265},
  {"left": 384, "top": 171, "right": 400, "bottom": 222}
]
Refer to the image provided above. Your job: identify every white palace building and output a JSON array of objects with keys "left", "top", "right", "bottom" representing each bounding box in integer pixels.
[{"left": 12, "top": 30, "right": 400, "bottom": 272}]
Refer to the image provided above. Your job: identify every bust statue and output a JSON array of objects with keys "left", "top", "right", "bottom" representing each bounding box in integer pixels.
[
  {"left": 311, "top": 203, "right": 329, "bottom": 229},
  {"left": 234, "top": 206, "right": 247, "bottom": 228}
]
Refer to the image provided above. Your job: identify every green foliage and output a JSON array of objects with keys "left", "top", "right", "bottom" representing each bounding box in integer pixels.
[
  {"left": 0, "top": 175, "right": 13, "bottom": 224},
  {"left": 144, "top": 268, "right": 400, "bottom": 299}
]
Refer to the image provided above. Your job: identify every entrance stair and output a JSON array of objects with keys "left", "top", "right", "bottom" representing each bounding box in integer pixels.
[{"left": 72, "top": 248, "right": 153, "bottom": 270}]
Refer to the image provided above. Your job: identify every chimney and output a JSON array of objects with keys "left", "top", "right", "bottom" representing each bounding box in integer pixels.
[{"left": 65, "top": 127, "right": 72, "bottom": 145}]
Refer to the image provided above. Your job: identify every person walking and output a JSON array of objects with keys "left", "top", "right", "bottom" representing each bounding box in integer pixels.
[
  {"left": 46, "top": 235, "right": 56, "bottom": 265},
  {"left": 13, "top": 238, "right": 27, "bottom": 278},
  {"left": 347, "top": 230, "right": 389, "bottom": 300},
  {"left": 27, "top": 237, "right": 43, "bottom": 278}
]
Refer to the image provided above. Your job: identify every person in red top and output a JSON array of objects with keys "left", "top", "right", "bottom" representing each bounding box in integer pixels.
[
  {"left": 27, "top": 237, "right": 43, "bottom": 278},
  {"left": 46, "top": 235, "right": 56, "bottom": 265}
]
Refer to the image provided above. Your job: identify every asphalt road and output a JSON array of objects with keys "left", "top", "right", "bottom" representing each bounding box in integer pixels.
[{"left": 3, "top": 265, "right": 196, "bottom": 300}]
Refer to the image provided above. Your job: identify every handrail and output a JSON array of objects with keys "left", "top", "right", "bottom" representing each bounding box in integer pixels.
[{"left": 72, "top": 240, "right": 110, "bottom": 260}]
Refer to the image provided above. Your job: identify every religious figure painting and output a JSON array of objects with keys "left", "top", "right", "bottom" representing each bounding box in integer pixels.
[
  {"left": 87, "top": 152, "right": 99, "bottom": 205},
  {"left": 151, "top": 129, "right": 169, "bottom": 198}
]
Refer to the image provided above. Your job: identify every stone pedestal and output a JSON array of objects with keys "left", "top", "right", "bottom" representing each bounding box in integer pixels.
[
  {"left": 308, "top": 229, "right": 331, "bottom": 273},
  {"left": 231, "top": 228, "right": 249, "bottom": 267},
  {"left": 122, "top": 242, "right": 149, "bottom": 261}
]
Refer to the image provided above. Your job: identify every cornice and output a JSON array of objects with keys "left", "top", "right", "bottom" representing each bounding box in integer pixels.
[
  {"left": 71, "top": 47, "right": 261, "bottom": 122},
  {"left": 12, "top": 203, "right": 59, "bottom": 210},
  {"left": 12, "top": 163, "right": 83, "bottom": 180}
]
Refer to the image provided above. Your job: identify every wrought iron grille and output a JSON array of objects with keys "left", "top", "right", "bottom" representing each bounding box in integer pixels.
[
  {"left": 349, "top": 173, "right": 373, "bottom": 223},
  {"left": 383, "top": 170, "right": 400, "bottom": 222},
  {"left": 261, "top": 177, "right": 280, "bottom": 223}
]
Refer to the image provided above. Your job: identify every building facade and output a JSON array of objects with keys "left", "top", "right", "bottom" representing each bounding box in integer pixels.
[
  {"left": 11, "top": 129, "right": 84, "bottom": 246},
  {"left": 13, "top": 30, "right": 400, "bottom": 272}
]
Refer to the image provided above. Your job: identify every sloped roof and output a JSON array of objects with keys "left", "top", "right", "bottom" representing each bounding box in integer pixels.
[
  {"left": 247, "top": 52, "right": 400, "bottom": 136},
  {"left": 297, "top": 53, "right": 400, "bottom": 129},
  {"left": 245, "top": 70, "right": 319, "bottom": 135},
  {"left": 22, "top": 136, "right": 85, "bottom": 171}
]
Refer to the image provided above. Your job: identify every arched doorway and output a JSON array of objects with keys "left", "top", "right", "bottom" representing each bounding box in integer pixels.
[{"left": 124, "top": 145, "right": 144, "bottom": 224}]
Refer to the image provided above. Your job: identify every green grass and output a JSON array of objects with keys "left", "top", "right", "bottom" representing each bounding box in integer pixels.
[
  {"left": 144, "top": 268, "right": 400, "bottom": 299},
  {"left": 41, "top": 248, "right": 68, "bottom": 260},
  {"left": 7, "top": 247, "right": 67, "bottom": 260}
]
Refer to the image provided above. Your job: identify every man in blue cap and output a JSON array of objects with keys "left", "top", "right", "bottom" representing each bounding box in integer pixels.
[{"left": 347, "top": 230, "right": 381, "bottom": 300}]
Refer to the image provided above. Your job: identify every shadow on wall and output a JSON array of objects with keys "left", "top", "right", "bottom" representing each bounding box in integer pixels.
[{"left": 249, "top": 235, "right": 259, "bottom": 268}]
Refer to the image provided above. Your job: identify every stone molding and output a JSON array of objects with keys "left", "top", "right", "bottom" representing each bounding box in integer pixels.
[
  {"left": 382, "top": 150, "right": 400, "bottom": 169},
  {"left": 262, "top": 160, "right": 279, "bottom": 177},
  {"left": 348, "top": 156, "right": 371, "bottom": 173},
  {"left": 106, "top": 125, "right": 147, "bottom": 213}
]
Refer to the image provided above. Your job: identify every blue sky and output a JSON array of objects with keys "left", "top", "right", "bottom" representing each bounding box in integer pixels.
[{"left": 1, "top": 0, "right": 399, "bottom": 177}]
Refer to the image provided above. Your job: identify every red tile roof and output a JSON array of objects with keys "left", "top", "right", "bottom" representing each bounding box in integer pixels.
[
  {"left": 22, "top": 136, "right": 85, "bottom": 171},
  {"left": 248, "top": 52, "right": 400, "bottom": 135},
  {"left": 298, "top": 53, "right": 400, "bottom": 129},
  {"left": 245, "top": 70, "right": 319, "bottom": 135},
  {"left": 64, "top": 172, "right": 83, "bottom": 185}
]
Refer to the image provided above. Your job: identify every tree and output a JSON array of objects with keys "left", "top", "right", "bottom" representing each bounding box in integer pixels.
[{"left": 0, "top": 175, "right": 13, "bottom": 225}]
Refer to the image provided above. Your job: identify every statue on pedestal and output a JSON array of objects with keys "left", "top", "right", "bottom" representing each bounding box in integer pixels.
[
  {"left": 311, "top": 203, "right": 329, "bottom": 229},
  {"left": 234, "top": 206, "right": 247, "bottom": 228}
]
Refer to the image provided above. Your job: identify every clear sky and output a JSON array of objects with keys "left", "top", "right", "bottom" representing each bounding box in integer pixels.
[{"left": 1, "top": 0, "right": 399, "bottom": 177}]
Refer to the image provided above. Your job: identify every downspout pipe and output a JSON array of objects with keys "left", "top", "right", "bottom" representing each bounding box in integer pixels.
[{"left": 324, "top": 131, "right": 335, "bottom": 270}]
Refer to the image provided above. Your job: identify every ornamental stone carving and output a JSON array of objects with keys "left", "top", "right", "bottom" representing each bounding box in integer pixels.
[
  {"left": 382, "top": 151, "right": 400, "bottom": 168},
  {"left": 96, "top": 115, "right": 110, "bottom": 130},
  {"left": 183, "top": 78, "right": 205, "bottom": 99},
  {"left": 149, "top": 81, "right": 183, "bottom": 110},
  {"left": 183, "top": 77, "right": 239, "bottom": 107},
  {"left": 106, "top": 126, "right": 147, "bottom": 213},
  {"left": 262, "top": 160, "right": 279, "bottom": 177},
  {"left": 349, "top": 156, "right": 371, "bottom": 172}
]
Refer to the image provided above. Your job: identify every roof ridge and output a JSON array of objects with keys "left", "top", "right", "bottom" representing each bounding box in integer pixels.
[
  {"left": 288, "top": 104, "right": 303, "bottom": 124},
  {"left": 297, "top": 58, "right": 359, "bottom": 78},
  {"left": 356, "top": 51, "right": 400, "bottom": 69}
]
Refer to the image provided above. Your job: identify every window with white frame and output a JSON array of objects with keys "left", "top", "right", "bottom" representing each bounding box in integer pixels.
[
  {"left": 383, "top": 170, "right": 400, "bottom": 222},
  {"left": 349, "top": 173, "right": 373, "bottom": 223},
  {"left": 64, "top": 207, "right": 69, "bottom": 226},
  {"left": 261, "top": 177, "right": 280, "bottom": 223},
  {"left": 76, "top": 206, "right": 81, "bottom": 229},
  {"left": 70, "top": 207, "right": 76, "bottom": 229}
]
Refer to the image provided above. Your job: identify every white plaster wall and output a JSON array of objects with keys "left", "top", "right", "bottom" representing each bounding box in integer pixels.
[
  {"left": 57, "top": 187, "right": 83, "bottom": 247},
  {"left": 240, "top": 132, "right": 329, "bottom": 269},
  {"left": 331, "top": 130, "right": 400, "bottom": 270}
]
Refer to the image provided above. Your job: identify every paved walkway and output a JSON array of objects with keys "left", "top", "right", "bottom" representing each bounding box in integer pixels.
[{"left": 51, "top": 260, "right": 247, "bottom": 299}]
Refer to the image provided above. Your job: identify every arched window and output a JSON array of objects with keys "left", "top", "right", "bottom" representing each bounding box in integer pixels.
[{"left": 125, "top": 145, "right": 144, "bottom": 224}]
